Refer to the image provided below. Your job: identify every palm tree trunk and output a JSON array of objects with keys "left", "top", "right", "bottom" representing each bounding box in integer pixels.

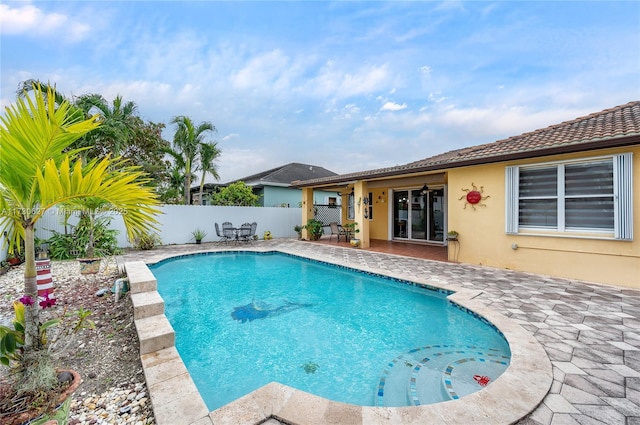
[
  {"left": 23, "top": 224, "right": 39, "bottom": 349},
  {"left": 184, "top": 172, "right": 191, "bottom": 205},
  {"left": 199, "top": 178, "right": 205, "bottom": 205}
]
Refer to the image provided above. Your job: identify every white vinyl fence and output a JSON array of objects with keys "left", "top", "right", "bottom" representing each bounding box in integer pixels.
[{"left": 18, "top": 205, "right": 303, "bottom": 251}]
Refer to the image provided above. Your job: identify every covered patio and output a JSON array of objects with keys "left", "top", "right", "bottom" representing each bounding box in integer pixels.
[{"left": 311, "top": 236, "right": 449, "bottom": 262}]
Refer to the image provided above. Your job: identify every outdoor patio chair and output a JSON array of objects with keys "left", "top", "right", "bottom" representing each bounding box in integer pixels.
[
  {"left": 249, "top": 222, "right": 258, "bottom": 240},
  {"left": 222, "top": 221, "right": 236, "bottom": 242},
  {"left": 238, "top": 222, "right": 253, "bottom": 243},
  {"left": 215, "top": 222, "right": 231, "bottom": 244},
  {"left": 329, "top": 222, "right": 347, "bottom": 242}
]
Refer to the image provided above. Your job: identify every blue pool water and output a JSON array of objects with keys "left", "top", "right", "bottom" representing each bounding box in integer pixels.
[{"left": 151, "top": 252, "right": 510, "bottom": 410}]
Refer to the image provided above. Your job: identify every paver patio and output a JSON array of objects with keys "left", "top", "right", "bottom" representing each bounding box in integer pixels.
[{"left": 124, "top": 239, "right": 640, "bottom": 425}]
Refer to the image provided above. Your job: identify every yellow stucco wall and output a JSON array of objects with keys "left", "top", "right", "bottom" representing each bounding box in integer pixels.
[
  {"left": 340, "top": 188, "right": 390, "bottom": 240},
  {"left": 369, "top": 188, "right": 390, "bottom": 239},
  {"left": 447, "top": 147, "right": 640, "bottom": 288}
]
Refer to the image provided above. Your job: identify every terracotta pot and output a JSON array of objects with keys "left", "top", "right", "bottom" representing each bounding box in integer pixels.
[
  {"left": 78, "top": 258, "right": 101, "bottom": 275},
  {"left": 5, "top": 369, "right": 81, "bottom": 425}
]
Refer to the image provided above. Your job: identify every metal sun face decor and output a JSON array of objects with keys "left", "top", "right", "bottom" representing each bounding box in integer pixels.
[{"left": 459, "top": 182, "right": 490, "bottom": 209}]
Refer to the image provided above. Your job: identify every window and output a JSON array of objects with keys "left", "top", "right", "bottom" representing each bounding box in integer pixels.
[
  {"left": 347, "top": 193, "right": 354, "bottom": 220},
  {"left": 506, "top": 153, "right": 633, "bottom": 239},
  {"left": 368, "top": 192, "right": 373, "bottom": 220}
]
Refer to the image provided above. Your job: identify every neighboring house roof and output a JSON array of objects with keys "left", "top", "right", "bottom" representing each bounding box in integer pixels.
[
  {"left": 293, "top": 101, "right": 640, "bottom": 188},
  {"left": 229, "top": 163, "right": 337, "bottom": 188}
]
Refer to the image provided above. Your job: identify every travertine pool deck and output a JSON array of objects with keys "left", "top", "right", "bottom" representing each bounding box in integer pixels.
[{"left": 123, "top": 239, "right": 640, "bottom": 425}]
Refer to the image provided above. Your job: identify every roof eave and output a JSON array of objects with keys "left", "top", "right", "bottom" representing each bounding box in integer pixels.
[{"left": 292, "top": 133, "right": 640, "bottom": 188}]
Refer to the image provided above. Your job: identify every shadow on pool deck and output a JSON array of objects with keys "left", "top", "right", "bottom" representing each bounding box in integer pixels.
[{"left": 123, "top": 239, "right": 640, "bottom": 425}]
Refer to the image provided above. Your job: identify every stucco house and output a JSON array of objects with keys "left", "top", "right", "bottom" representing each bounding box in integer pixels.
[{"left": 293, "top": 101, "right": 639, "bottom": 288}]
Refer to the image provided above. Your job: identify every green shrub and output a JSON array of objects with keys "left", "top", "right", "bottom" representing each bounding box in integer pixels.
[
  {"left": 134, "top": 232, "right": 162, "bottom": 250},
  {"left": 303, "top": 218, "right": 324, "bottom": 241},
  {"left": 46, "top": 215, "right": 121, "bottom": 260}
]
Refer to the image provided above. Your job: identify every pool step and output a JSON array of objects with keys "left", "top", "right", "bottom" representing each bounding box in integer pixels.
[{"left": 376, "top": 345, "right": 510, "bottom": 407}]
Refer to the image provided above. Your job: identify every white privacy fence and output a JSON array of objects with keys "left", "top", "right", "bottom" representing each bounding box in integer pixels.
[{"left": 13, "top": 205, "right": 304, "bottom": 252}]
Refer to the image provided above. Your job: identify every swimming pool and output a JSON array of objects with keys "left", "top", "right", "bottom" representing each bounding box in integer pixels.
[{"left": 151, "top": 252, "right": 510, "bottom": 411}]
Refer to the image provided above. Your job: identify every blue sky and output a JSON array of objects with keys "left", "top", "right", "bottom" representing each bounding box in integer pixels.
[{"left": 1, "top": 1, "right": 639, "bottom": 183}]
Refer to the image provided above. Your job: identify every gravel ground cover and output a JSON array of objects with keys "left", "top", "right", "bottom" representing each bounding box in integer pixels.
[{"left": 0, "top": 259, "right": 155, "bottom": 425}]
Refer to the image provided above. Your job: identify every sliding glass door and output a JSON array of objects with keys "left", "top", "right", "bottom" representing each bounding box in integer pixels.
[{"left": 393, "top": 188, "right": 444, "bottom": 242}]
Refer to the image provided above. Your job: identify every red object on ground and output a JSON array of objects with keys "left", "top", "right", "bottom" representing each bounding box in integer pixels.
[{"left": 473, "top": 375, "right": 491, "bottom": 386}]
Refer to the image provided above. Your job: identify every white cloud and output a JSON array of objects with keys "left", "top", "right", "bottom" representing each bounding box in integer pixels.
[
  {"left": 420, "top": 66, "right": 432, "bottom": 75},
  {"left": 307, "top": 62, "right": 392, "bottom": 99},
  {"left": 230, "top": 49, "right": 292, "bottom": 91},
  {"left": 381, "top": 101, "right": 407, "bottom": 111},
  {"left": 0, "top": 3, "right": 90, "bottom": 41}
]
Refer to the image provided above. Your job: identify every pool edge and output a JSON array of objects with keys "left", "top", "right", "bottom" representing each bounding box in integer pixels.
[{"left": 128, "top": 248, "right": 552, "bottom": 425}]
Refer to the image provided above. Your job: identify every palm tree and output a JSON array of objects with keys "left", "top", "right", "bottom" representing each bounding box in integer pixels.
[
  {"left": 0, "top": 84, "right": 160, "bottom": 350},
  {"left": 75, "top": 93, "right": 138, "bottom": 158},
  {"left": 197, "top": 142, "right": 221, "bottom": 204},
  {"left": 169, "top": 116, "right": 216, "bottom": 204}
]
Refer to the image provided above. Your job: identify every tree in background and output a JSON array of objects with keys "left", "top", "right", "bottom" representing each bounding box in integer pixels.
[
  {"left": 158, "top": 165, "right": 186, "bottom": 204},
  {"left": 166, "top": 116, "right": 216, "bottom": 204},
  {"left": 196, "top": 142, "right": 221, "bottom": 204},
  {"left": 16, "top": 80, "right": 174, "bottom": 202},
  {"left": 210, "top": 181, "right": 259, "bottom": 206},
  {"left": 74, "top": 93, "right": 138, "bottom": 158}
]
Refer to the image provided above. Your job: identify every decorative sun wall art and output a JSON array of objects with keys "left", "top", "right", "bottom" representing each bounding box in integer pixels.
[{"left": 459, "top": 183, "right": 490, "bottom": 210}]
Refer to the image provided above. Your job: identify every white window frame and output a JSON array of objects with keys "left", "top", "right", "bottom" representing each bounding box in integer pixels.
[{"left": 505, "top": 153, "right": 633, "bottom": 240}]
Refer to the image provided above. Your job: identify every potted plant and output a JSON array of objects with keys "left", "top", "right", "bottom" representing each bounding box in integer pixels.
[
  {"left": 447, "top": 230, "right": 459, "bottom": 240},
  {"left": 191, "top": 228, "right": 207, "bottom": 244},
  {"left": 303, "top": 218, "right": 324, "bottom": 241},
  {"left": 6, "top": 251, "right": 24, "bottom": 267},
  {"left": 0, "top": 84, "right": 160, "bottom": 423},
  {"left": 294, "top": 225, "right": 303, "bottom": 240},
  {"left": 0, "top": 298, "right": 94, "bottom": 424},
  {"left": 343, "top": 222, "right": 360, "bottom": 247},
  {"left": 69, "top": 198, "right": 113, "bottom": 275}
]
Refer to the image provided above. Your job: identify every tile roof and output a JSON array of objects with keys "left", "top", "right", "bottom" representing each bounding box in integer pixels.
[
  {"left": 293, "top": 101, "right": 640, "bottom": 187},
  {"left": 229, "top": 162, "right": 337, "bottom": 186}
]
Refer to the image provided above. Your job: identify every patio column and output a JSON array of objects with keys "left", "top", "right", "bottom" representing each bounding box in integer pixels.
[
  {"left": 301, "top": 187, "right": 314, "bottom": 240},
  {"left": 354, "top": 181, "right": 370, "bottom": 248}
]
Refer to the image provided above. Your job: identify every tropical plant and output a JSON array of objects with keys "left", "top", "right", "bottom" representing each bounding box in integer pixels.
[
  {"left": 165, "top": 116, "right": 216, "bottom": 204},
  {"left": 210, "top": 181, "right": 259, "bottom": 206},
  {"left": 46, "top": 213, "right": 121, "bottom": 260},
  {"left": 17, "top": 80, "right": 173, "bottom": 197},
  {"left": 343, "top": 221, "right": 360, "bottom": 235},
  {"left": 196, "top": 142, "right": 221, "bottom": 204},
  {"left": 74, "top": 93, "right": 138, "bottom": 158},
  {"left": 303, "top": 218, "right": 324, "bottom": 241},
  {"left": 133, "top": 232, "right": 162, "bottom": 250},
  {"left": 191, "top": 228, "right": 207, "bottom": 243},
  {"left": 294, "top": 225, "right": 303, "bottom": 239},
  {"left": 0, "top": 84, "right": 160, "bottom": 398}
]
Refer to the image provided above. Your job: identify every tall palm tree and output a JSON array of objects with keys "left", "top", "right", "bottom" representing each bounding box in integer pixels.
[
  {"left": 197, "top": 142, "right": 221, "bottom": 204},
  {"left": 75, "top": 93, "right": 138, "bottom": 158},
  {"left": 169, "top": 116, "right": 216, "bottom": 204},
  {"left": 0, "top": 84, "right": 160, "bottom": 350}
]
